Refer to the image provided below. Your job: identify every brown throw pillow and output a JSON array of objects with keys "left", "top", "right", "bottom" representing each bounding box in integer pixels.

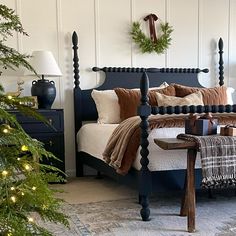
[
  {"left": 114, "top": 86, "right": 176, "bottom": 121},
  {"left": 172, "top": 83, "right": 228, "bottom": 105}
]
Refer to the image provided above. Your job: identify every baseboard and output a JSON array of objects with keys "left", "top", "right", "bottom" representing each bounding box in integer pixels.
[
  {"left": 66, "top": 166, "right": 96, "bottom": 177},
  {"left": 65, "top": 169, "right": 76, "bottom": 177}
]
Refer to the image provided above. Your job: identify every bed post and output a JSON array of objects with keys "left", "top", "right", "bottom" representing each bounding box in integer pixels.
[
  {"left": 218, "top": 38, "right": 224, "bottom": 86},
  {"left": 138, "top": 72, "right": 152, "bottom": 221},
  {"left": 72, "top": 31, "right": 83, "bottom": 177}
]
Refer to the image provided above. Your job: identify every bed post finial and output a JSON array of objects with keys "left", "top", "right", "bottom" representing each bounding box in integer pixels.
[
  {"left": 72, "top": 31, "right": 80, "bottom": 88},
  {"left": 72, "top": 32, "right": 83, "bottom": 177},
  {"left": 218, "top": 38, "right": 224, "bottom": 86},
  {"left": 138, "top": 72, "right": 152, "bottom": 221}
]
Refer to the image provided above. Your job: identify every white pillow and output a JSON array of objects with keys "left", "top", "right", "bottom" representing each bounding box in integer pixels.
[
  {"left": 156, "top": 91, "right": 204, "bottom": 106},
  {"left": 91, "top": 89, "right": 121, "bottom": 124},
  {"left": 91, "top": 82, "right": 169, "bottom": 124},
  {"left": 226, "top": 87, "right": 235, "bottom": 105}
]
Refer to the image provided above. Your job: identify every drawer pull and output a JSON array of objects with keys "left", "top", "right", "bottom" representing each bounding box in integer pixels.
[
  {"left": 48, "top": 118, "right": 53, "bottom": 125},
  {"left": 49, "top": 141, "right": 53, "bottom": 146}
]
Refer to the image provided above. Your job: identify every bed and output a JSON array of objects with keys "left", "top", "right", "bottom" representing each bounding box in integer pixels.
[{"left": 72, "top": 33, "right": 236, "bottom": 221}]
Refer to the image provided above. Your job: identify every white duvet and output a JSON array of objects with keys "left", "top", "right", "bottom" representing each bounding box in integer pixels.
[{"left": 77, "top": 123, "right": 202, "bottom": 171}]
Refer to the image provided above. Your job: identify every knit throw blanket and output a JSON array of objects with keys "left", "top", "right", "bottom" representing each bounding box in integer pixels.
[{"left": 177, "top": 134, "right": 236, "bottom": 189}]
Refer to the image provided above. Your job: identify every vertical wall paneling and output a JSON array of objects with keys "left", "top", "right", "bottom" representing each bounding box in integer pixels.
[
  {"left": 167, "top": 0, "right": 198, "bottom": 68},
  {"left": 20, "top": 0, "right": 60, "bottom": 101},
  {"left": 56, "top": 0, "right": 63, "bottom": 108},
  {"left": 61, "top": 0, "right": 96, "bottom": 90},
  {"left": 99, "top": 0, "right": 131, "bottom": 68},
  {"left": 130, "top": 0, "right": 135, "bottom": 67},
  {"left": 15, "top": 0, "right": 22, "bottom": 53},
  {"left": 1, "top": 0, "right": 16, "bottom": 50},
  {"left": 132, "top": 0, "right": 166, "bottom": 67},
  {"left": 60, "top": 0, "right": 96, "bottom": 175},
  {"left": 94, "top": 0, "right": 100, "bottom": 85},
  {"left": 229, "top": 0, "right": 236, "bottom": 91},
  {"left": 198, "top": 0, "right": 229, "bottom": 87},
  {"left": 1, "top": 1, "right": 235, "bottom": 176},
  {"left": 1, "top": 0, "right": 21, "bottom": 93},
  {"left": 165, "top": 0, "right": 169, "bottom": 67}
]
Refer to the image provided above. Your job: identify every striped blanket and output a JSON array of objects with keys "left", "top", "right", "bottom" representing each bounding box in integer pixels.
[{"left": 177, "top": 134, "right": 236, "bottom": 189}]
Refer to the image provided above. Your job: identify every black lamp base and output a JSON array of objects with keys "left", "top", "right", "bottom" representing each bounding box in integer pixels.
[{"left": 31, "top": 79, "right": 56, "bottom": 109}]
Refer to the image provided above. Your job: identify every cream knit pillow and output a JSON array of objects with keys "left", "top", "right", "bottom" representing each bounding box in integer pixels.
[{"left": 156, "top": 91, "right": 204, "bottom": 106}]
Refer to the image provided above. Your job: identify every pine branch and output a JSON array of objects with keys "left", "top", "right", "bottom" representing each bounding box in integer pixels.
[{"left": 0, "top": 4, "right": 69, "bottom": 234}]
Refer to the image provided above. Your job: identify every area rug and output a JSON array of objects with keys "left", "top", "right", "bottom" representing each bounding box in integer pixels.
[{"left": 43, "top": 191, "right": 236, "bottom": 236}]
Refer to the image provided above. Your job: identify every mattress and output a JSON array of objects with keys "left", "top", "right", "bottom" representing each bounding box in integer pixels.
[{"left": 77, "top": 123, "right": 202, "bottom": 171}]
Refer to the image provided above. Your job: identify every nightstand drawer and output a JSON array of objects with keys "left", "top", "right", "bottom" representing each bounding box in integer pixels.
[
  {"left": 31, "top": 132, "right": 65, "bottom": 174},
  {"left": 10, "top": 110, "right": 63, "bottom": 133}
]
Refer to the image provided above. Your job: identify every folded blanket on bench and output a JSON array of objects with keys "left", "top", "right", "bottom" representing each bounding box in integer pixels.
[
  {"left": 177, "top": 134, "right": 236, "bottom": 189},
  {"left": 103, "top": 114, "right": 236, "bottom": 175}
]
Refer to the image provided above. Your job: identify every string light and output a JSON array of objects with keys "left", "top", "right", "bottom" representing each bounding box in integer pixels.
[
  {"left": 10, "top": 187, "right": 15, "bottom": 191},
  {"left": 2, "top": 170, "right": 8, "bottom": 177},
  {"left": 21, "top": 192, "right": 25, "bottom": 196},
  {"left": 10, "top": 196, "right": 16, "bottom": 203},
  {"left": 17, "top": 158, "right": 21, "bottom": 161},
  {"left": 21, "top": 145, "right": 28, "bottom": 152},
  {"left": 32, "top": 186, "right": 36, "bottom": 191},
  {"left": 24, "top": 164, "right": 31, "bottom": 171},
  {"left": 7, "top": 95, "right": 13, "bottom": 100},
  {"left": 28, "top": 217, "right": 34, "bottom": 223},
  {"left": 3, "top": 128, "right": 9, "bottom": 133}
]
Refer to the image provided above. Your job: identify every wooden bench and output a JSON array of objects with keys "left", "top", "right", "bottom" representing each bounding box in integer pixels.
[{"left": 154, "top": 138, "right": 197, "bottom": 233}]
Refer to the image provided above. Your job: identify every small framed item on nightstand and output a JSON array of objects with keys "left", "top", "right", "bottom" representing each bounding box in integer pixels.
[{"left": 20, "top": 96, "right": 38, "bottom": 108}]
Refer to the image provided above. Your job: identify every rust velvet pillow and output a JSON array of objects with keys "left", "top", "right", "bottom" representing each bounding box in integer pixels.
[
  {"left": 114, "top": 85, "right": 176, "bottom": 121},
  {"left": 172, "top": 83, "right": 228, "bottom": 105}
]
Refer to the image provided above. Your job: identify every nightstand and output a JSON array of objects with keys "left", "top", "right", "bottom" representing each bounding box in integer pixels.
[{"left": 9, "top": 109, "right": 65, "bottom": 181}]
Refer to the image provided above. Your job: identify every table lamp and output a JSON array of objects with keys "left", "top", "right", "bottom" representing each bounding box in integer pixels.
[{"left": 26, "top": 51, "right": 62, "bottom": 109}]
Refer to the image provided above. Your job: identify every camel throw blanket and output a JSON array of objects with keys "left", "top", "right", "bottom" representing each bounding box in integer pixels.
[
  {"left": 177, "top": 133, "right": 236, "bottom": 189},
  {"left": 103, "top": 114, "right": 236, "bottom": 176}
]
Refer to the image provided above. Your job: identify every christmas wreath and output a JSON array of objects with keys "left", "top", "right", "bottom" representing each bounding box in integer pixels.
[{"left": 131, "top": 21, "right": 173, "bottom": 54}]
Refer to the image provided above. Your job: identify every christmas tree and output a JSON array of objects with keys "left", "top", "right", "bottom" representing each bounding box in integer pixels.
[{"left": 0, "top": 4, "right": 69, "bottom": 235}]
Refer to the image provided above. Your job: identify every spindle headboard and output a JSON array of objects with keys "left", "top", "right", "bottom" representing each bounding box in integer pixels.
[{"left": 72, "top": 32, "right": 224, "bottom": 135}]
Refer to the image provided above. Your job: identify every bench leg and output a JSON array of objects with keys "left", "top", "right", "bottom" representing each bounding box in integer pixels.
[
  {"left": 187, "top": 148, "right": 197, "bottom": 233},
  {"left": 180, "top": 171, "right": 188, "bottom": 216}
]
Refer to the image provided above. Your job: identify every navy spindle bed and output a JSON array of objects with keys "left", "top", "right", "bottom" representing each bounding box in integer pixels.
[{"left": 72, "top": 32, "right": 235, "bottom": 221}]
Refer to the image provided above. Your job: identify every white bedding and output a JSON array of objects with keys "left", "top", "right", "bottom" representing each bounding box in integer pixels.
[{"left": 77, "top": 123, "right": 202, "bottom": 171}]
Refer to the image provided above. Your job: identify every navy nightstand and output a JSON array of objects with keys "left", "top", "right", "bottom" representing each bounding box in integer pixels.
[{"left": 9, "top": 109, "right": 65, "bottom": 181}]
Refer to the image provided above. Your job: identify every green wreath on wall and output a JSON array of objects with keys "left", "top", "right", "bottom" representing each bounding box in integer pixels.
[{"left": 131, "top": 14, "right": 173, "bottom": 54}]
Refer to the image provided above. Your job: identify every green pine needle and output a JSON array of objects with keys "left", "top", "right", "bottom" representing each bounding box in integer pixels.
[{"left": 0, "top": 4, "right": 69, "bottom": 235}]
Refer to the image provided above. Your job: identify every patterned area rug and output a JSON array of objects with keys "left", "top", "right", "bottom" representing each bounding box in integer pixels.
[{"left": 43, "top": 191, "right": 236, "bottom": 236}]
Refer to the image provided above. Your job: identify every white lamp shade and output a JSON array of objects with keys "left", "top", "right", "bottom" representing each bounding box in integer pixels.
[{"left": 25, "top": 51, "right": 62, "bottom": 77}]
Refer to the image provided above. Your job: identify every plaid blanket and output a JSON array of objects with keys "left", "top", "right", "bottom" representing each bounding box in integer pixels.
[{"left": 177, "top": 134, "right": 236, "bottom": 189}]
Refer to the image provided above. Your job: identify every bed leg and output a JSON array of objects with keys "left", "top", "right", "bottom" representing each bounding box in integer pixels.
[
  {"left": 140, "top": 195, "right": 150, "bottom": 221},
  {"left": 95, "top": 171, "right": 103, "bottom": 179},
  {"left": 138, "top": 194, "right": 141, "bottom": 204},
  {"left": 208, "top": 189, "right": 215, "bottom": 199},
  {"left": 76, "top": 154, "right": 84, "bottom": 177}
]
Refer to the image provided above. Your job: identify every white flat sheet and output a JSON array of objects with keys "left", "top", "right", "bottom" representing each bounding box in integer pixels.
[{"left": 77, "top": 123, "right": 201, "bottom": 171}]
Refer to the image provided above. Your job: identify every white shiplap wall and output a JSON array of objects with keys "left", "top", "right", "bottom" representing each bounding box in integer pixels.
[{"left": 1, "top": 0, "right": 235, "bottom": 176}]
